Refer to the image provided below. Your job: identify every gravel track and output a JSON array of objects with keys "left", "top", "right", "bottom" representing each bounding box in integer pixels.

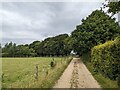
[{"left": 53, "top": 58, "right": 101, "bottom": 88}]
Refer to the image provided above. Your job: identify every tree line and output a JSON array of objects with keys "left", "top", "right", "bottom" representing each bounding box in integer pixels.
[
  {"left": 1, "top": 1, "right": 120, "bottom": 57},
  {"left": 1, "top": 34, "right": 72, "bottom": 57}
]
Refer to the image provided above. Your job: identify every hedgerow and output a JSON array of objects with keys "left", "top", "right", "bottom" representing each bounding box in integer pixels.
[{"left": 91, "top": 37, "right": 120, "bottom": 81}]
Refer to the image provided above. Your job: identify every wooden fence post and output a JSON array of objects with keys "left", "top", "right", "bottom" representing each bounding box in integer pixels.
[{"left": 35, "top": 64, "right": 38, "bottom": 80}]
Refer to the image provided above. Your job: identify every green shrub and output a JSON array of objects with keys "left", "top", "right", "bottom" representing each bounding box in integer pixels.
[{"left": 91, "top": 37, "right": 120, "bottom": 81}]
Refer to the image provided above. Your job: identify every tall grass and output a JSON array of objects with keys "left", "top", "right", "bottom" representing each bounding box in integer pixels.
[{"left": 2, "top": 57, "right": 72, "bottom": 88}]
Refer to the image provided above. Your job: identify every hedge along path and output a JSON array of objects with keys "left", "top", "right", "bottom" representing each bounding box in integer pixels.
[{"left": 53, "top": 58, "right": 101, "bottom": 88}]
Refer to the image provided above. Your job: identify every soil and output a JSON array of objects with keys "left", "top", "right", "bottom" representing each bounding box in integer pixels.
[{"left": 53, "top": 58, "right": 101, "bottom": 88}]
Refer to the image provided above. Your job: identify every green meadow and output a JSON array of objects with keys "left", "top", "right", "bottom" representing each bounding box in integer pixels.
[{"left": 2, "top": 57, "right": 72, "bottom": 88}]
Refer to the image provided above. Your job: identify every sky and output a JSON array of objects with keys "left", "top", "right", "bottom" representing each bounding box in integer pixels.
[{"left": 1, "top": 2, "right": 104, "bottom": 46}]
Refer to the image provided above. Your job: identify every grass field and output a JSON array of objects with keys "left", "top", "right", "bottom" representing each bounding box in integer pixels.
[
  {"left": 2, "top": 57, "right": 72, "bottom": 88},
  {"left": 81, "top": 53, "right": 118, "bottom": 88}
]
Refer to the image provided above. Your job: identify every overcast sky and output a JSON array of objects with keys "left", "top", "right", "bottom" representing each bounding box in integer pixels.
[{"left": 1, "top": 2, "right": 104, "bottom": 46}]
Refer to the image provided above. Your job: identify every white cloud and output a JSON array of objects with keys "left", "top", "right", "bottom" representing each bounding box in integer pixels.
[
  {"left": 1, "top": 8, "right": 53, "bottom": 30},
  {"left": 1, "top": 2, "right": 103, "bottom": 45},
  {"left": 1, "top": 9, "right": 31, "bottom": 27}
]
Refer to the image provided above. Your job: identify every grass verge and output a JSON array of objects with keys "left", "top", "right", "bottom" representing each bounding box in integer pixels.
[{"left": 2, "top": 57, "right": 72, "bottom": 88}]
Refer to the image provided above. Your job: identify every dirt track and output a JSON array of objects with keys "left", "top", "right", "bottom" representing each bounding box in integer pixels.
[{"left": 53, "top": 58, "right": 101, "bottom": 88}]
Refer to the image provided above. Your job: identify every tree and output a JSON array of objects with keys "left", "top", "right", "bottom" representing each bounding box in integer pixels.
[
  {"left": 0, "top": 43, "right": 1, "bottom": 57},
  {"left": 38, "top": 34, "right": 71, "bottom": 56},
  {"left": 16, "top": 45, "right": 36, "bottom": 57},
  {"left": 102, "top": 0, "right": 120, "bottom": 17},
  {"left": 0, "top": 43, "right": 1, "bottom": 48},
  {"left": 107, "top": 1, "right": 120, "bottom": 17},
  {"left": 29, "top": 41, "right": 41, "bottom": 56},
  {"left": 71, "top": 10, "right": 120, "bottom": 56},
  {"left": 2, "top": 42, "right": 17, "bottom": 57},
  {"left": 63, "top": 36, "right": 72, "bottom": 56},
  {"left": 2, "top": 42, "right": 36, "bottom": 57}
]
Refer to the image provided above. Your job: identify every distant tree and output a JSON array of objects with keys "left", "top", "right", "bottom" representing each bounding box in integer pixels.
[
  {"left": 38, "top": 34, "right": 71, "bottom": 56},
  {"left": 2, "top": 42, "right": 17, "bottom": 57},
  {"left": 63, "top": 36, "right": 72, "bottom": 56},
  {"left": 0, "top": 43, "right": 1, "bottom": 48},
  {"left": 29, "top": 41, "right": 41, "bottom": 56},
  {"left": 0, "top": 43, "right": 1, "bottom": 57},
  {"left": 11, "top": 43, "right": 17, "bottom": 57},
  {"left": 71, "top": 10, "right": 120, "bottom": 56},
  {"left": 16, "top": 45, "right": 36, "bottom": 57},
  {"left": 2, "top": 42, "right": 36, "bottom": 57}
]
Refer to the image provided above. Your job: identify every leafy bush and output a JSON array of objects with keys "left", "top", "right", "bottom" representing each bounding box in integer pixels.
[{"left": 91, "top": 37, "right": 120, "bottom": 80}]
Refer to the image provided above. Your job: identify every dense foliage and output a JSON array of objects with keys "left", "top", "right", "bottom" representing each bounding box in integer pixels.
[
  {"left": 71, "top": 10, "right": 120, "bottom": 55},
  {"left": 91, "top": 37, "right": 120, "bottom": 81},
  {"left": 2, "top": 42, "right": 36, "bottom": 57},
  {"left": 38, "top": 34, "right": 72, "bottom": 56},
  {"left": 107, "top": 1, "right": 120, "bottom": 17},
  {"left": 2, "top": 34, "right": 72, "bottom": 57},
  {"left": 29, "top": 41, "right": 41, "bottom": 56}
]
